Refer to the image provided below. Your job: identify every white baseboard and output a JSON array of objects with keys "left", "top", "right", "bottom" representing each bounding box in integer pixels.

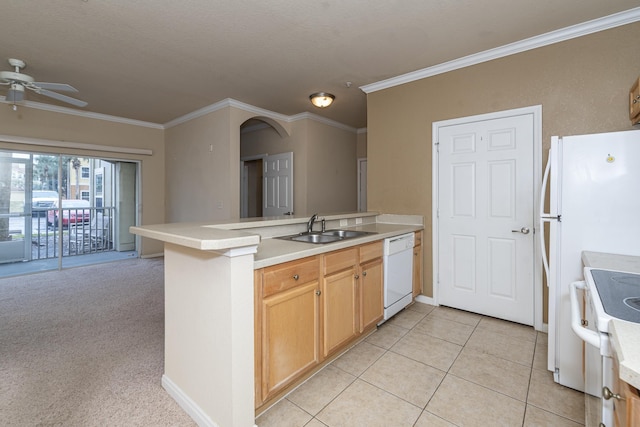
[
  {"left": 162, "top": 375, "right": 218, "bottom": 427},
  {"left": 415, "top": 294, "right": 436, "bottom": 306},
  {"left": 141, "top": 252, "right": 164, "bottom": 259}
]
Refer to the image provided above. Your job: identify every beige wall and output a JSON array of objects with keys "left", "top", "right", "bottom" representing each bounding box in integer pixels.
[
  {"left": 165, "top": 106, "right": 297, "bottom": 222},
  {"left": 356, "top": 131, "right": 367, "bottom": 158},
  {"left": 0, "top": 106, "right": 166, "bottom": 255},
  {"left": 165, "top": 108, "right": 234, "bottom": 222},
  {"left": 367, "top": 22, "right": 640, "bottom": 320},
  {"left": 305, "top": 120, "right": 358, "bottom": 214},
  {"left": 241, "top": 120, "right": 309, "bottom": 216},
  {"left": 239, "top": 116, "right": 358, "bottom": 216}
]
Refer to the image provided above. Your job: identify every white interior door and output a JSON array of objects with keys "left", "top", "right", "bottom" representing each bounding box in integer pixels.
[
  {"left": 436, "top": 113, "right": 535, "bottom": 325},
  {"left": 263, "top": 152, "right": 293, "bottom": 216}
]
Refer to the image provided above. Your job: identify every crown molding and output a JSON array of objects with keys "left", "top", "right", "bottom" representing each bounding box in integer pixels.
[
  {"left": 227, "top": 98, "right": 293, "bottom": 123},
  {"left": 1, "top": 93, "right": 358, "bottom": 134},
  {"left": 289, "top": 112, "right": 357, "bottom": 133},
  {"left": 163, "top": 98, "right": 232, "bottom": 128},
  {"left": 165, "top": 98, "right": 357, "bottom": 133},
  {"left": 164, "top": 98, "right": 297, "bottom": 129},
  {"left": 0, "top": 97, "right": 164, "bottom": 129},
  {"left": 360, "top": 7, "right": 640, "bottom": 94}
]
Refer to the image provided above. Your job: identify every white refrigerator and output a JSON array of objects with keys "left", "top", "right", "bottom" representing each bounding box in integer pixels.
[{"left": 540, "top": 129, "right": 640, "bottom": 392}]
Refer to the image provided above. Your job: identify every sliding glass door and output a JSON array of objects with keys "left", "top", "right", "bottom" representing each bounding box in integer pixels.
[
  {"left": 0, "top": 149, "right": 139, "bottom": 277},
  {"left": 0, "top": 153, "right": 32, "bottom": 263}
]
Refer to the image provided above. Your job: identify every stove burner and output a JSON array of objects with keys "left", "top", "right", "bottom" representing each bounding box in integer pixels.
[
  {"left": 624, "top": 297, "right": 640, "bottom": 313},
  {"left": 612, "top": 275, "right": 640, "bottom": 286}
]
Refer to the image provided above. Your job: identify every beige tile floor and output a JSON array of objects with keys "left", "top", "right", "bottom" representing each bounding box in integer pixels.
[{"left": 255, "top": 302, "right": 585, "bottom": 427}]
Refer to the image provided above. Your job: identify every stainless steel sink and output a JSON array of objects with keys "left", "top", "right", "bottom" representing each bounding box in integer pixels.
[
  {"left": 278, "top": 229, "right": 376, "bottom": 244},
  {"left": 321, "top": 229, "right": 373, "bottom": 238},
  {"left": 290, "top": 233, "right": 343, "bottom": 244}
]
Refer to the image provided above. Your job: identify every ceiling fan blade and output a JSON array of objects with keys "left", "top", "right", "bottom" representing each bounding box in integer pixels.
[
  {"left": 6, "top": 88, "right": 25, "bottom": 102},
  {"left": 38, "top": 88, "right": 88, "bottom": 107},
  {"left": 31, "top": 82, "right": 79, "bottom": 92}
]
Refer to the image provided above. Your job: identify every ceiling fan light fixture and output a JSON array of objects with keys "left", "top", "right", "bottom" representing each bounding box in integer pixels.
[
  {"left": 7, "top": 83, "right": 25, "bottom": 102},
  {"left": 309, "top": 92, "right": 335, "bottom": 108},
  {"left": 0, "top": 58, "right": 87, "bottom": 108}
]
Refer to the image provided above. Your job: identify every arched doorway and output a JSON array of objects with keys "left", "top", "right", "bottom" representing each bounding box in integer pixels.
[{"left": 240, "top": 118, "right": 292, "bottom": 218}]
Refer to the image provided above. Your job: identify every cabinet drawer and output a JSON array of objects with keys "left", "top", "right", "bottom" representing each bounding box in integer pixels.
[
  {"left": 263, "top": 256, "right": 320, "bottom": 297},
  {"left": 323, "top": 247, "right": 358, "bottom": 276},
  {"left": 359, "top": 241, "right": 382, "bottom": 264}
]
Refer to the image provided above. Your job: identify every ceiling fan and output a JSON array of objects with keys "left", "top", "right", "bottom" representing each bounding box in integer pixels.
[{"left": 0, "top": 58, "right": 87, "bottom": 107}]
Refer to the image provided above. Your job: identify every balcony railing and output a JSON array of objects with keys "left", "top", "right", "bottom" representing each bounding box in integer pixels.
[{"left": 31, "top": 207, "right": 115, "bottom": 260}]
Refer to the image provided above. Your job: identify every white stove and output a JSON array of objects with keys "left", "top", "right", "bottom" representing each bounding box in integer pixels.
[
  {"left": 576, "top": 268, "right": 640, "bottom": 427},
  {"left": 587, "top": 269, "right": 640, "bottom": 329}
]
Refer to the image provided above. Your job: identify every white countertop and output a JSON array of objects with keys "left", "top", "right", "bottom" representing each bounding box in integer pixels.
[
  {"left": 582, "top": 251, "right": 640, "bottom": 390},
  {"left": 131, "top": 212, "right": 424, "bottom": 269},
  {"left": 254, "top": 222, "right": 421, "bottom": 268}
]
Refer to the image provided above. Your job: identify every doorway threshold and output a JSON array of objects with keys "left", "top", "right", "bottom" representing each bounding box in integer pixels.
[{"left": 0, "top": 251, "right": 139, "bottom": 279}]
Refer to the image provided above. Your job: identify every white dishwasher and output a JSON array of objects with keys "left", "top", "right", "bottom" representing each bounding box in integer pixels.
[{"left": 382, "top": 232, "right": 414, "bottom": 322}]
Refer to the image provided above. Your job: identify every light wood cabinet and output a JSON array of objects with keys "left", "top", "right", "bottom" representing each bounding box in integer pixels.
[
  {"left": 255, "top": 239, "right": 386, "bottom": 409},
  {"left": 630, "top": 76, "right": 640, "bottom": 125},
  {"left": 255, "top": 256, "right": 321, "bottom": 404},
  {"left": 613, "top": 352, "right": 640, "bottom": 427},
  {"left": 360, "top": 256, "right": 383, "bottom": 332},
  {"left": 321, "top": 242, "right": 385, "bottom": 356},
  {"left": 322, "top": 248, "right": 359, "bottom": 357},
  {"left": 359, "top": 241, "right": 383, "bottom": 333},
  {"left": 412, "top": 231, "right": 423, "bottom": 297}
]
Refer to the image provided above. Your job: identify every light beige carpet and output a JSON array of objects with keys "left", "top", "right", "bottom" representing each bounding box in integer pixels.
[{"left": 0, "top": 258, "right": 196, "bottom": 426}]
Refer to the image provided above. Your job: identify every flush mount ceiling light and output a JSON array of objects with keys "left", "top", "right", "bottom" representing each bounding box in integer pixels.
[{"left": 309, "top": 92, "right": 335, "bottom": 108}]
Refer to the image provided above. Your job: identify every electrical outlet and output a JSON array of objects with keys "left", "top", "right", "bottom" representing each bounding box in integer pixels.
[
  {"left": 217, "top": 200, "right": 223, "bottom": 209},
  {"left": 355, "top": 217, "right": 362, "bottom": 224},
  {"left": 340, "top": 219, "right": 348, "bottom": 226}
]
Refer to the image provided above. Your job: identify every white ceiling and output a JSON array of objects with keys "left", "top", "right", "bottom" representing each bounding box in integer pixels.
[{"left": 1, "top": 1, "right": 638, "bottom": 129}]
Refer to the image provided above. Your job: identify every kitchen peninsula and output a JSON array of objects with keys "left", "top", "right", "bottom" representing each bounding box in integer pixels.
[{"left": 130, "top": 212, "right": 423, "bottom": 427}]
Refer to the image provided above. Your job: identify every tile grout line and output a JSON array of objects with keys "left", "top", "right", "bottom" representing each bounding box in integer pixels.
[{"left": 258, "top": 304, "right": 564, "bottom": 427}]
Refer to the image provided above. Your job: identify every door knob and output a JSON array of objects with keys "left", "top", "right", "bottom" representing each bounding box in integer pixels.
[
  {"left": 511, "top": 227, "right": 530, "bottom": 234},
  {"left": 602, "top": 386, "right": 624, "bottom": 401}
]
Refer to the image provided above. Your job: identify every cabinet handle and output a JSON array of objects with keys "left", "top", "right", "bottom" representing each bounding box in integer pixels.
[
  {"left": 362, "top": 271, "right": 367, "bottom": 276},
  {"left": 354, "top": 274, "right": 359, "bottom": 279},
  {"left": 602, "top": 386, "right": 624, "bottom": 401},
  {"left": 293, "top": 274, "right": 299, "bottom": 280},
  {"left": 315, "top": 290, "right": 321, "bottom": 296}
]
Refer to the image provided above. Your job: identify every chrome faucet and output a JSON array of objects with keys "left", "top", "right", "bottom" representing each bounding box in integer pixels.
[{"left": 307, "top": 213, "right": 318, "bottom": 233}]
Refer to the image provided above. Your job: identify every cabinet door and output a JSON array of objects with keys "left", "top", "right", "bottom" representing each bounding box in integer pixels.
[
  {"left": 360, "top": 257, "right": 383, "bottom": 332},
  {"left": 322, "top": 267, "right": 358, "bottom": 357},
  {"left": 413, "top": 243, "right": 423, "bottom": 297},
  {"left": 262, "top": 280, "right": 320, "bottom": 399}
]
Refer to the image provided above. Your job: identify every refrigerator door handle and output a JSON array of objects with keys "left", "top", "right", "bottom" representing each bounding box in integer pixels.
[{"left": 539, "top": 152, "right": 552, "bottom": 282}]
